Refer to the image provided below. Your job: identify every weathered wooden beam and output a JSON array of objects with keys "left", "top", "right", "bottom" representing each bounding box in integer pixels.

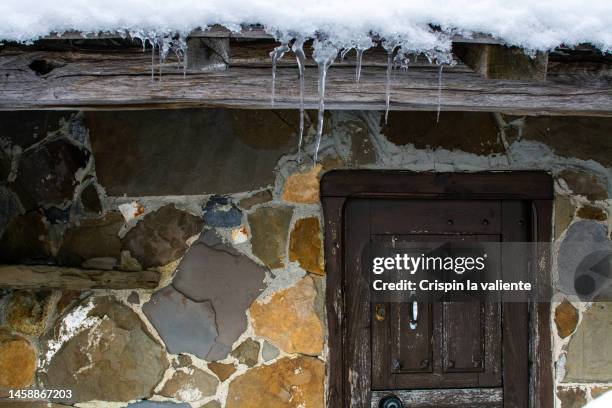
[
  {"left": 0, "top": 48, "right": 610, "bottom": 115},
  {"left": 0, "top": 264, "right": 160, "bottom": 290},
  {"left": 454, "top": 43, "right": 548, "bottom": 81},
  {"left": 187, "top": 37, "right": 230, "bottom": 71}
]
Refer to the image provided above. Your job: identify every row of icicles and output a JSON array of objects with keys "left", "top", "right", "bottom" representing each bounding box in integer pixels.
[{"left": 131, "top": 33, "right": 455, "bottom": 165}]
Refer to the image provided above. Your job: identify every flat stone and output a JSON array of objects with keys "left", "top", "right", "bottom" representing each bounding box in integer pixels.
[
  {"left": 521, "top": 116, "right": 612, "bottom": 168},
  {"left": 7, "top": 290, "right": 54, "bottom": 336},
  {"left": 120, "top": 250, "right": 143, "bottom": 271},
  {"left": 554, "top": 194, "right": 575, "bottom": 239},
  {"left": 248, "top": 206, "right": 293, "bottom": 269},
  {"left": 555, "top": 299, "right": 579, "bottom": 339},
  {"left": 173, "top": 231, "right": 267, "bottom": 360},
  {"left": 57, "top": 212, "right": 123, "bottom": 267},
  {"left": 208, "top": 362, "right": 237, "bottom": 382},
  {"left": 86, "top": 109, "right": 298, "bottom": 196},
  {"left": 231, "top": 338, "right": 260, "bottom": 367},
  {"left": 143, "top": 285, "right": 218, "bottom": 360},
  {"left": 577, "top": 205, "right": 607, "bottom": 221},
  {"left": 123, "top": 204, "right": 203, "bottom": 268},
  {"left": 381, "top": 111, "right": 505, "bottom": 155},
  {"left": 126, "top": 402, "right": 191, "bottom": 408},
  {"left": 201, "top": 401, "right": 221, "bottom": 408},
  {"left": 289, "top": 217, "right": 324, "bottom": 275},
  {"left": 160, "top": 367, "right": 218, "bottom": 402},
  {"left": 41, "top": 296, "right": 169, "bottom": 403},
  {"left": 127, "top": 291, "right": 140, "bottom": 304},
  {"left": 282, "top": 164, "right": 322, "bottom": 204},
  {"left": 226, "top": 356, "right": 324, "bottom": 408},
  {"left": 559, "top": 170, "right": 608, "bottom": 201},
  {"left": 0, "top": 331, "right": 36, "bottom": 389},
  {"left": 0, "top": 185, "right": 21, "bottom": 237},
  {"left": 250, "top": 276, "right": 323, "bottom": 355},
  {"left": 565, "top": 303, "right": 612, "bottom": 382},
  {"left": 203, "top": 196, "right": 242, "bottom": 228},
  {"left": 239, "top": 190, "right": 273, "bottom": 210},
  {"left": 262, "top": 341, "right": 280, "bottom": 361},
  {"left": 557, "top": 387, "right": 587, "bottom": 408},
  {"left": 0, "top": 211, "right": 51, "bottom": 263},
  {"left": 13, "top": 139, "right": 90, "bottom": 210},
  {"left": 80, "top": 183, "right": 102, "bottom": 214}
]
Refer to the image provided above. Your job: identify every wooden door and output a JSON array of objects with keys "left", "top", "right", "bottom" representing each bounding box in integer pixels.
[{"left": 344, "top": 199, "right": 530, "bottom": 408}]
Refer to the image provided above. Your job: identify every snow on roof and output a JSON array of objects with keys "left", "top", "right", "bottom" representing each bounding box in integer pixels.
[{"left": 1, "top": 0, "right": 611, "bottom": 53}]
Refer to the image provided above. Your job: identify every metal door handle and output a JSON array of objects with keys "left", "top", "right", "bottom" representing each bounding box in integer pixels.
[{"left": 409, "top": 301, "right": 418, "bottom": 329}]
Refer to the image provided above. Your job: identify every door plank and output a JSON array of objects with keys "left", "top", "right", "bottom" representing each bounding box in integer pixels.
[{"left": 371, "top": 388, "right": 503, "bottom": 407}]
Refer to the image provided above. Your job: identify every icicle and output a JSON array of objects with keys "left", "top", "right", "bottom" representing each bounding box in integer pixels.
[
  {"left": 150, "top": 38, "right": 155, "bottom": 80},
  {"left": 312, "top": 39, "right": 338, "bottom": 164},
  {"left": 339, "top": 47, "right": 352, "bottom": 61},
  {"left": 355, "top": 48, "right": 364, "bottom": 82},
  {"left": 292, "top": 37, "right": 306, "bottom": 163},
  {"left": 436, "top": 64, "right": 443, "bottom": 123},
  {"left": 270, "top": 42, "right": 290, "bottom": 106},
  {"left": 382, "top": 42, "right": 398, "bottom": 124}
]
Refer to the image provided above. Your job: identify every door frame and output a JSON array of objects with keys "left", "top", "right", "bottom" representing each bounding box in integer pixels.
[{"left": 320, "top": 171, "right": 554, "bottom": 408}]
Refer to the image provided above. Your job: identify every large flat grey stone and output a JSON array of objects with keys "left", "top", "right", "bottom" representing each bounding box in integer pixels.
[
  {"left": 86, "top": 109, "right": 298, "bottom": 196},
  {"left": 173, "top": 230, "right": 267, "bottom": 360},
  {"left": 142, "top": 285, "right": 218, "bottom": 359}
]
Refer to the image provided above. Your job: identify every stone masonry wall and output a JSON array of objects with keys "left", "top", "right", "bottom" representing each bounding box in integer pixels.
[{"left": 0, "top": 109, "right": 611, "bottom": 407}]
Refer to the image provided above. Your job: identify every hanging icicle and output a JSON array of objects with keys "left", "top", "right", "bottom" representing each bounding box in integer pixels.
[
  {"left": 270, "top": 42, "right": 290, "bottom": 106},
  {"left": 355, "top": 48, "right": 364, "bottom": 82},
  {"left": 382, "top": 40, "right": 398, "bottom": 124},
  {"left": 292, "top": 37, "right": 307, "bottom": 163},
  {"left": 436, "top": 64, "right": 443, "bottom": 123},
  {"left": 312, "top": 39, "right": 338, "bottom": 164}
]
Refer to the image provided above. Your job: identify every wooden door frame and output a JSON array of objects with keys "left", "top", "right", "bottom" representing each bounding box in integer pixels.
[{"left": 320, "top": 170, "right": 554, "bottom": 408}]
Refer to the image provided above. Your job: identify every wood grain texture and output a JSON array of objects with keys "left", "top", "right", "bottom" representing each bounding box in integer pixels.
[
  {"left": 0, "top": 46, "right": 610, "bottom": 114},
  {"left": 371, "top": 388, "right": 503, "bottom": 407},
  {"left": 0, "top": 264, "right": 160, "bottom": 290}
]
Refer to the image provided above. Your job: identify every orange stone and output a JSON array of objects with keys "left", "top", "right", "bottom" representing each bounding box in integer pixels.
[
  {"left": 250, "top": 276, "right": 323, "bottom": 355},
  {"left": 289, "top": 217, "right": 324, "bottom": 275},
  {"left": 208, "top": 362, "right": 237, "bottom": 382},
  {"left": 282, "top": 164, "right": 322, "bottom": 204},
  {"left": 226, "top": 356, "right": 324, "bottom": 408},
  {"left": 555, "top": 299, "right": 579, "bottom": 339},
  {"left": 0, "top": 333, "right": 36, "bottom": 389}
]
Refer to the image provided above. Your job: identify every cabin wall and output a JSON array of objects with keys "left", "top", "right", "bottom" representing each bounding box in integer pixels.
[{"left": 0, "top": 109, "right": 611, "bottom": 408}]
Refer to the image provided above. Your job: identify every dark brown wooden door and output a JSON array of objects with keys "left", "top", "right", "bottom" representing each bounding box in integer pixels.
[{"left": 344, "top": 199, "right": 530, "bottom": 408}]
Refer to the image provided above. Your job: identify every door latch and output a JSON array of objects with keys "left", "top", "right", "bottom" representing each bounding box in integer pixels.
[{"left": 375, "top": 304, "right": 386, "bottom": 321}]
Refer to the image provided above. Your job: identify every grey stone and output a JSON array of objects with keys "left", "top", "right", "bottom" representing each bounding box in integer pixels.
[
  {"left": 82, "top": 256, "right": 117, "bottom": 270},
  {"left": 86, "top": 109, "right": 299, "bottom": 196},
  {"left": 143, "top": 285, "right": 218, "bottom": 359},
  {"left": 0, "top": 211, "right": 51, "bottom": 263},
  {"left": 521, "top": 116, "right": 612, "bottom": 168},
  {"left": 127, "top": 291, "right": 140, "bottom": 304},
  {"left": 57, "top": 212, "right": 123, "bottom": 267},
  {"left": 239, "top": 190, "right": 273, "bottom": 210},
  {"left": 261, "top": 341, "right": 280, "bottom": 361},
  {"left": 201, "top": 401, "right": 222, "bottom": 408},
  {"left": 381, "top": 112, "right": 504, "bottom": 155},
  {"left": 557, "top": 221, "right": 612, "bottom": 301},
  {"left": 123, "top": 204, "right": 203, "bottom": 268},
  {"left": 203, "top": 195, "right": 242, "bottom": 228},
  {"left": 248, "top": 206, "right": 294, "bottom": 269},
  {"left": 554, "top": 194, "right": 575, "bottom": 240},
  {"left": 41, "top": 296, "right": 169, "bottom": 403},
  {"left": 564, "top": 303, "right": 612, "bottom": 382},
  {"left": 173, "top": 230, "right": 267, "bottom": 360},
  {"left": 231, "top": 338, "right": 260, "bottom": 367},
  {"left": 0, "top": 185, "right": 21, "bottom": 237},
  {"left": 13, "top": 139, "right": 90, "bottom": 210},
  {"left": 126, "top": 402, "right": 191, "bottom": 408},
  {"left": 346, "top": 120, "right": 376, "bottom": 165}
]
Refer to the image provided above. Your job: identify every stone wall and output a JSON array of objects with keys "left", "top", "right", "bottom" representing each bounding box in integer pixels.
[{"left": 0, "top": 109, "right": 611, "bottom": 407}]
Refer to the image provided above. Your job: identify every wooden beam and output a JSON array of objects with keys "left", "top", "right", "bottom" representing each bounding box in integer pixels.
[
  {"left": 454, "top": 43, "right": 548, "bottom": 81},
  {"left": 0, "top": 47, "right": 610, "bottom": 115},
  {"left": 0, "top": 264, "right": 160, "bottom": 290},
  {"left": 187, "top": 37, "right": 230, "bottom": 71}
]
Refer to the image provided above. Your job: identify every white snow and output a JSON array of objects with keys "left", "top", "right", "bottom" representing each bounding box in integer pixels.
[
  {"left": 584, "top": 391, "right": 612, "bottom": 408},
  {"left": 0, "top": 0, "right": 610, "bottom": 52}
]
